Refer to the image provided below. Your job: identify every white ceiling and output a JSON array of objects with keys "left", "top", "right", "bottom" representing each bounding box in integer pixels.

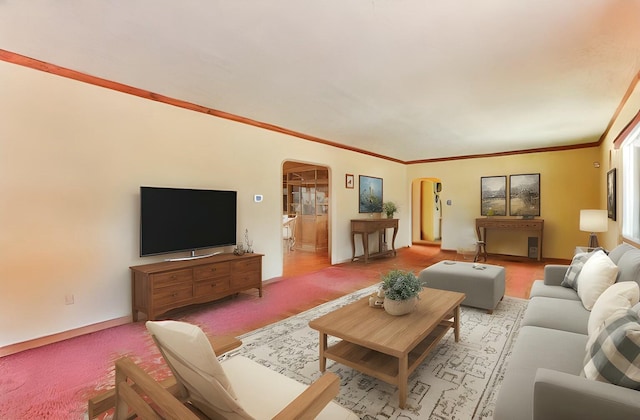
[{"left": 2, "top": 1, "right": 640, "bottom": 162}]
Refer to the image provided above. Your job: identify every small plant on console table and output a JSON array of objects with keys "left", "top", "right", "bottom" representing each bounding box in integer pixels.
[
  {"left": 380, "top": 269, "right": 423, "bottom": 315},
  {"left": 382, "top": 201, "right": 398, "bottom": 218}
]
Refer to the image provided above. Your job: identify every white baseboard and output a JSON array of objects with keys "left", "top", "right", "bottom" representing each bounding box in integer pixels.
[{"left": 0, "top": 316, "right": 132, "bottom": 358}]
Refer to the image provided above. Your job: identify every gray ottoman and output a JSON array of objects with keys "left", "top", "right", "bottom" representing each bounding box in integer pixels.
[{"left": 419, "top": 260, "right": 505, "bottom": 313}]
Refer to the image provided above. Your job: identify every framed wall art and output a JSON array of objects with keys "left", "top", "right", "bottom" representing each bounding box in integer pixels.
[
  {"left": 480, "top": 176, "right": 507, "bottom": 216},
  {"left": 607, "top": 168, "right": 616, "bottom": 220},
  {"left": 345, "top": 173, "right": 354, "bottom": 189},
  {"left": 359, "top": 175, "right": 383, "bottom": 213},
  {"left": 509, "top": 173, "right": 540, "bottom": 217}
]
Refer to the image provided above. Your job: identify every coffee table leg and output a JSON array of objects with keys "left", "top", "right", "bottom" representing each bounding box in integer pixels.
[
  {"left": 454, "top": 304, "right": 461, "bottom": 342},
  {"left": 318, "top": 332, "right": 327, "bottom": 372},
  {"left": 398, "top": 354, "right": 408, "bottom": 409}
]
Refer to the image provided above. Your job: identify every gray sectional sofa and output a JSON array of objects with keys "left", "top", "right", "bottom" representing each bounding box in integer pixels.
[{"left": 494, "top": 243, "right": 640, "bottom": 420}]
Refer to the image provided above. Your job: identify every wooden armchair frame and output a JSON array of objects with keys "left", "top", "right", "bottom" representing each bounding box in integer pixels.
[
  {"left": 88, "top": 335, "right": 343, "bottom": 419},
  {"left": 88, "top": 336, "right": 240, "bottom": 419}
]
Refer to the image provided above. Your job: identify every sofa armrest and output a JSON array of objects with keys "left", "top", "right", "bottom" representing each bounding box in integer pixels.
[
  {"left": 534, "top": 368, "right": 640, "bottom": 420},
  {"left": 543, "top": 265, "right": 569, "bottom": 286}
]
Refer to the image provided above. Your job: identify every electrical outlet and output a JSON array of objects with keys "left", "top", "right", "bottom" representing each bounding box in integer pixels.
[{"left": 65, "top": 294, "right": 74, "bottom": 305}]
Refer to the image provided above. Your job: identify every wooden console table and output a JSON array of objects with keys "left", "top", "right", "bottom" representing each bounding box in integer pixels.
[
  {"left": 475, "top": 218, "right": 544, "bottom": 261},
  {"left": 351, "top": 218, "right": 398, "bottom": 263}
]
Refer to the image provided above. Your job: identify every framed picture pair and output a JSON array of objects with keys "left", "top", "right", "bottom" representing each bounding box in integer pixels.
[{"left": 481, "top": 173, "right": 540, "bottom": 217}]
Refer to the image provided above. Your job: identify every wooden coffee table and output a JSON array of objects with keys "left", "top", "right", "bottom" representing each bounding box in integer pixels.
[{"left": 308, "top": 288, "right": 465, "bottom": 408}]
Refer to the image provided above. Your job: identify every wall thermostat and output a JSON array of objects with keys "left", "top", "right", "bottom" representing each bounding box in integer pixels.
[{"left": 254, "top": 194, "right": 263, "bottom": 203}]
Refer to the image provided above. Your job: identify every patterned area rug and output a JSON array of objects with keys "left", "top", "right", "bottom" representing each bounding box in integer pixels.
[{"left": 236, "top": 285, "right": 527, "bottom": 420}]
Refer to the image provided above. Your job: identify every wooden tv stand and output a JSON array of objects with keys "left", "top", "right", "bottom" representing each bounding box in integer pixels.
[{"left": 130, "top": 253, "right": 263, "bottom": 321}]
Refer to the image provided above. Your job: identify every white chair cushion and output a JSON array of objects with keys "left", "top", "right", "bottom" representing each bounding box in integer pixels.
[
  {"left": 222, "top": 355, "right": 358, "bottom": 420},
  {"left": 588, "top": 282, "right": 640, "bottom": 337},
  {"left": 146, "top": 320, "right": 252, "bottom": 419},
  {"left": 577, "top": 250, "right": 619, "bottom": 310}
]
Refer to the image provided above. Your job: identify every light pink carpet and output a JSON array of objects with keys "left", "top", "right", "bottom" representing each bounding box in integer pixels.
[{"left": 0, "top": 266, "right": 372, "bottom": 419}]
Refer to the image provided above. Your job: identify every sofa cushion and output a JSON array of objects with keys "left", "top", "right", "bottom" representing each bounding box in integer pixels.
[
  {"left": 583, "top": 309, "right": 640, "bottom": 390},
  {"left": 577, "top": 250, "right": 619, "bottom": 310},
  {"left": 616, "top": 249, "right": 640, "bottom": 286},
  {"left": 522, "top": 297, "right": 589, "bottom": 335},
  {"left": 561, "top": 251, "right": 591, "bottom": 290},
  {"left": 494, "top": 326, "right": 588, "bottom": 420},
  {"left": 608, "top": 243, "right": 637, "bottom": 265},
  {"left": 588, "top": 282, "right": 640, "bottom": 336},
  {"left": 530, "top": 280, "right": 580, "bottom": 300}
]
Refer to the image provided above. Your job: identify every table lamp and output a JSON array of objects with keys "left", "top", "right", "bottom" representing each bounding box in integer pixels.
[{"left": 579, "top": 209, "right": 608, "bottom": 248}]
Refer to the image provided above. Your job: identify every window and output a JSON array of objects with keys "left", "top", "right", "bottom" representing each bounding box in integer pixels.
[{"left": 622, "top": 123, "right": 640, "bottom": 243}]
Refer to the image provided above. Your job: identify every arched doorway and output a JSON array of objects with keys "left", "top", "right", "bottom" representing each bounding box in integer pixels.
[
  {"left": 411, "top": 177, "right": 443, "bottom": 245},
  {"left": 282, "top": 161, "right": 331, "bottom": 276}
]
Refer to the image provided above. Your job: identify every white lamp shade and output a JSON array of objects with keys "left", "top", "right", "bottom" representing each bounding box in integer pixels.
[{"left": 579, "top": 209, "right": 608, "bottom": 233}]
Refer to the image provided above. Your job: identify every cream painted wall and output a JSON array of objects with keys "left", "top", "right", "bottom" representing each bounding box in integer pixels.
[
  {"left": 599, "top": 77, "right": 640, "bottom": 248},
  {"left": 0, "top": 62, "right": 408, "bottom": 347},
  {"left": 2, "top": 57, "right": 634, "bottom": 348},
  {"left": 406, "top": 148, "right": 602, "bottom": 260}
]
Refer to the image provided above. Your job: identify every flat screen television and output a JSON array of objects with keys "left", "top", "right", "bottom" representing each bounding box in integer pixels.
[{"left": 140, "top": 186, "right": 237, "bottom": 258}]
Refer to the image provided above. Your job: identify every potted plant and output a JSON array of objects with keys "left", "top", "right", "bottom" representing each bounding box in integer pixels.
[
  {"left": 380, "top": 269, "right": 423, "bottom": 315},
  {"left": 382, "top": 201, "right": 398, "bottom": 218}
]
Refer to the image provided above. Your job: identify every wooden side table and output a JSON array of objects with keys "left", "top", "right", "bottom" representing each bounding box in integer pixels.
[{"left": 350, "top": 218, "right": 398, "bottom": 263}]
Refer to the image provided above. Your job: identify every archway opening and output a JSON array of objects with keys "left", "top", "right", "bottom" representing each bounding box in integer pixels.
[
  {"left": 282, "top": 161, "right": 331, "bottom": 277},
  {"left": 411, "top": 177, "right": 442, "bottom": 245}
]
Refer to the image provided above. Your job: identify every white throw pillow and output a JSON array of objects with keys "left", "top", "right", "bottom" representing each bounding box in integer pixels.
[
  {"left": 588, "top": 282, "right": 640, "bottom": 336},
  {"left": 577, "top": 250, "right": 619, "bottom": 310}
]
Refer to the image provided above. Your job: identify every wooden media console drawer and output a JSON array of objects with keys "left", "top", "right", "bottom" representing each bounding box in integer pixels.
[
  {"left": 153, "top": 269, "right": 193, "bottom": 288},
  {"left": 131, "top": 253, "right": 263, "bottom": 321},
  {"left": 231, "top": 258, "right": 262, "bottom": 289},
  {"left": 194, "top": 262, "right": 231, "bottom": 281},
  {"left": 194, "top": 278, "right": 230, "bottom": 299}
]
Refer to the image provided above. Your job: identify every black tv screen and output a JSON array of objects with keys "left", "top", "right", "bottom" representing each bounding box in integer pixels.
[{"left": 140, "top": 187, "right": 237, "bottom": 257}]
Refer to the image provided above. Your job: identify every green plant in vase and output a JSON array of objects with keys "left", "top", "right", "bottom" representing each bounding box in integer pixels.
[
  {"left": 380, "top": 269, "right": 423, "bottom": 315},
  {"left": 382, "top": 201, "right": 398, "bottom": 218}
]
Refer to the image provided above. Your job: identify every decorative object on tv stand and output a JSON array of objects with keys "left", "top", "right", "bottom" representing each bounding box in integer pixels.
[
  {"left": 382, "top": 201, "right": 398, "bottom": 218},
  {"left": 233, "top": 243, "right": 245, "bottom": 256},
  {"left": 380, "top": 269, "right": 423, "bottom": 316},
  {"left": 580, "top": 209, "right": 608, "bottom": 248},
  {"left": 244, "top": 228, "right": 253, "bottom": 253}
]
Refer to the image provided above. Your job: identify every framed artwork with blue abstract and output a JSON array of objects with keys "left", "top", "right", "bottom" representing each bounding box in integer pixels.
[{"left": 359, "top": 175, "right": 383, "bottom": 213}]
